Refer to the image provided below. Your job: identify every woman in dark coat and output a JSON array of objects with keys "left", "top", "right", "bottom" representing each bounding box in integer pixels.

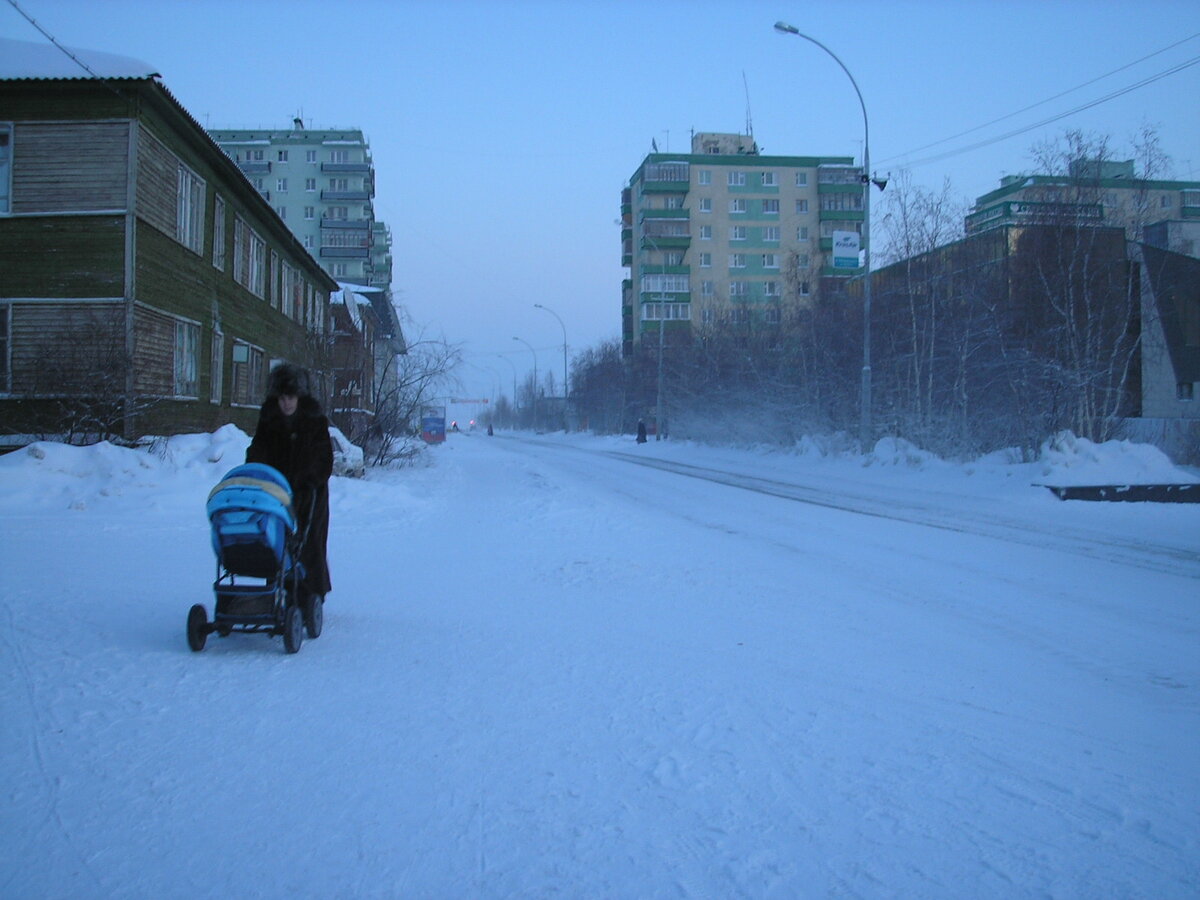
[{"left": 246, "top": 363, "right": 332, "bottom": 599}]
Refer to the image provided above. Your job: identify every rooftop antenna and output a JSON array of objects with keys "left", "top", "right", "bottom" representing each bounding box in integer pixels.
[{"left": 742, "top": 70, "right": 754, "bottom": 140}]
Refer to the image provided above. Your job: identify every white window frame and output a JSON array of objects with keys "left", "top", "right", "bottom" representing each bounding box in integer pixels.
[
  {"left": 762, "top": 253, "right": 779, "bottom": 269},
  {"left": 699, "top": 225, "right": 712, "bottom": 240},
  {"left": 701, "top": 280, "right": 714, "bottom": 297},
  {"left": 210, "top": 324, "right": 224, "bottom": 404},
  {"left": 798, "top": 226, "right": 809, "bottom": 241},
  {"left": 176, "top": 163, "right": 206, "bottom": 255},
  {"left": 729, "top": 253, "right": 746, "bottom": 269},
  {"left": 699, "top": 252, "right": 711, "bottom": 268},
  {"left": 729, "top": 281, "right": 749, "bottom": 297},
  {"left": 305, "top": 150, "right": 318, "bottom": 164},
  {"left": 761, "top": 172, "right": 777, "bottom": 187},
  {"left": 698, "top": 197, "right": 712, "bottom": 213},
  {"left": 230, "top": 340, "right": 265, "bottom": 407},
  {"left": 305, "top": 177, "right": 317, "bottom": 192},
  {"left": 796, "top": 199, "right": 809, "bottom": 213},
  {"left": 173, "top": 319, "right": 200, "bottom": 397},
  {"left": 212, "top": 195, "right": 226, "bottom": 271},
  {"left": 729, "top": 198, "right": 747, "bottom": 214},
  {"left": 795, "top": 172, "right": 808, "bottom": 186},
  {"left": 304, "top": 206, "right": 315, "bottom": 220},
  {"left": 764, "top": 281, "right": 780, "bottom": 297},
  {"left": 276, "top": 178, "right": 288, "bottom": 192},
  {"left": 764, "top": 226, "right": 781, "bottom": 242},
  {"left": 730, "top": 225, "right": 746, "bottom": 241},
  {"left": 762, "top": 199, "right": 780, "bottom": 215},
  {"left": 0, "top": 123, "right": 11, "bottom": 215},
  {"left": 277, "top": 150, "right": 289, "bottom": 162},
  {"left": 697, "top": 170, "right": 711, "bottom": 185},
  {"left": 728, "top": 171, "right": 746, "bottom": 187}
]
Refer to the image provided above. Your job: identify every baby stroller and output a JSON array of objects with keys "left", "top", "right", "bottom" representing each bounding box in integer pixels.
[{"left": 187, "top": 463, "right": 323, "bottom": 654}]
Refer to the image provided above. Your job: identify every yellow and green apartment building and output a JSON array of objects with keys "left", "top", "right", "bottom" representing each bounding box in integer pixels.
[{"left": 620, "top": 131, "right": 864, "bottom": 355}]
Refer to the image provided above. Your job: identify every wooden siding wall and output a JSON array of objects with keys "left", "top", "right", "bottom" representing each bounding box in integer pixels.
[
  {"left": 8, "top": 302, "right": 124, "bottom": 393},
  {"left": 132, "top": 304, "right": 177, "bottom": 397},
  {"left": 136, "top": 124, "right": 180, "bottom": 241},
  {"left": 11, "top": 122, "right": 129, "bottom": 213},
  {"left": 0, "top": 215, "right": 125, "bottom": 297}
]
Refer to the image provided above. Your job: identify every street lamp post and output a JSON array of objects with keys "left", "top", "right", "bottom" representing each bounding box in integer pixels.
[
  {"left": 534, "top": 303, "right": 569, "bottom": 432},
  {"left": 512, "top": 336, "right": 538, "bottom": 431},
  {"left": 775, "top": 21, "right": 875, "bottom": 450}
]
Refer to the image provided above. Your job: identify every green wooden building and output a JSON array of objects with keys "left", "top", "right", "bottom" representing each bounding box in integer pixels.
[{"left": 0, "top": 38, "right": 338, "bottom": 444}]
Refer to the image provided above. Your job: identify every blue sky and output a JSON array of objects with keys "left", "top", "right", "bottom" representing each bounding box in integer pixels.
[{"left": 4, "top": 0, "right": 1198, "bottom": 400}]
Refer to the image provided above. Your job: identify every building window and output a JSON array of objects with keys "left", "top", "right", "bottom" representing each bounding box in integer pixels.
[
  {"left": 306, "top": 150, "right": 317, "bottom": 164},
  {"left": 303, "top": 235, "right": 314, "bottom": 249},
  {"left": 331, "top": 263, "right": 347, "bottom": 277},
  {"left": 0, "top": 124, "right": 11, "bottom": 214},
  {"left": 304, "top": 206, "right": 314, "bottom": 220},
  {"left": 275, "top": 206, "right": 286, "bottom": 220},
  {"left": 796, "top": 199, "right": 809, "bottom": 214},
  {"left": 305, "top": 178, "right": 316, "bottom": 192},
  {"left": 731, "top": 308, "right": 749, "bottom": 325},
  {"left": 764, "top": 226, "right": 780, "bottom": 242},
  {"left": 174, "top": 320, "right": 199, "bottom": 397},
  {"left": 330, "top": 150, "right": 349, "bottom": 164},
  {"left": 230, "top": 340, "right": 264, "bottom": 406},
  {"left": 1161, "top": 194, "right": 1172, "bottom": 209},
  {"left": 640, "top": 273, "right": 690, "bottom": 293},
  {"left": 232, "top": 216, "right": 266, "bottom": 298},
  {"left": 212, "top": 195, "right": 226, "bottom": 271},
  {"left": 665, "top": 251, "right": 683, "bottom": 265},
  {"left": 730, "top": 253, "right": 746, "bottom": 269},
  {"left": 701, "top": 308, "right": 715, "bottom": 325},
  {"left": 729, "top": 281, "right": 749, "bottom": 297},
  {"left": 800, "top": 281, "right": 810, "bottom": 296},
  {"left": 763, "top": 253, "right": 779, "bottom": 269},
  {"left": 730, "top": 198, "right": 746, "bottom": 214},
  {"left": 761, "top": 172, "right": 776, "bottom": 187},
  {"left": 762, "top": 199, "right": 779, "bottom": 215},
  {"left": 325, "top": 206, "right": 348, "bottom": 220},
  {"left": 698, "top": 197, "right": 712, "bottom": 213},
  {"left": 821, "top": 193, "right": 863, "bottom": 212},
  {"left": 664, "top": 196, "right": 683, "bottom": 210},
  {"left": 699, "top": 252, "right": 711, "bottom": 268},
  {"left": 796, "top": 253, "right": 810, "bottom": 269},
  {"left": 176, "top": 163, "right": 206, "bottom": 254},
  {"left": 699, "top": 225, "right": 712, "bottom": 240},
  {"left": 798, "top": 226, "right": 809, "bottom": 241},
  {"left": 252, "top": 177, "right": 265, "bottom": 192},
  {"left": 329, "top": 177, "right": 348, "bottom": 192},
  {"left": 728, "top": 171, "right": 746, "bottom": 187},
  {"left": 765, "top": 305, "right": 781, "bottom": 323},
  {"left": 276, "top": 178, "right": 288, "bottom": 193},
  {"left": 1179, "top": 382, "right": 1195, "bottom": 401},
  {"left": 697, "top": 170, "right": 711, "bottom": 185},
  {"left": 0, "top": 305, "right": 8, "bottom": 392},
  {"left": 277, "top": 150, "right": 288, "bottom": 162},
  {"left": 210, "top": 326, "right": 223, "bottom": 404},
  {"left": 701, "top": 280, "right": 714, "bottom": 296},
  {"left": 642, "top": 302, "right": 690, "bottom": 321},
  {"left": 730, "top": 226, "right": 746, "bottom": 241},
  {"left": 795, "top": 172, "right": 808, "bottom": 186}
]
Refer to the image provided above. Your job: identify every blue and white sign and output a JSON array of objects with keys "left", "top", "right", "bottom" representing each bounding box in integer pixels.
[{"left": 832, "top": 230, "right": 860, "bottom": 269}]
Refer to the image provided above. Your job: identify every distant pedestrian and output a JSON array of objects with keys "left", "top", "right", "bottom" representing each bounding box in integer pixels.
[
  {"left": 487, "top": 423, "right": 494, "bottom": 436},
  {"left": 636, "top": 419, "right": 647, "bottom": 444}
]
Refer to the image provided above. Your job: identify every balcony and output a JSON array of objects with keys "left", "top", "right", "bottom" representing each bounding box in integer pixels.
[
  {"left": 321, "top": 162, "right": 371, "bottom": 173},
  {"left": 321, "top": 190, "right": 372, "bottom": 202},
  {"left": 320, "top": 247, "right": 370, "bottom": 259},
  {"left": 238, "top": 161, "right": 271, "bottom": 175},
  {"left": 320, "top": 218, "right": 372, "bottom": 230}
]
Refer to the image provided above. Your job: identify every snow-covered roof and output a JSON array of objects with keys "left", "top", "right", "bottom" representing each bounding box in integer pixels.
[
  {"left": 0, "top": 37, "right": 159, "bottom": 80},
  {"left": 336, "top": 281, "right": 384, "bottom": 294},
  {"left": 330, "top": 288, "right": 365, "bottom": 330}
]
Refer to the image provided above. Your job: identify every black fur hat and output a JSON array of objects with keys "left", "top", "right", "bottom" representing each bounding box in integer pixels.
[{"left": 266, "top": 362, "right": 311, "bottom": 398}]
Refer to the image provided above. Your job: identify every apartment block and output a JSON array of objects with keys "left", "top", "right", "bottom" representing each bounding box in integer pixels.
[
  {"left": 621, "top": 131, "right": 862, "bottom": 354},
  {"left": 209, "top": 122, "right": 392, "bottom": 289}
]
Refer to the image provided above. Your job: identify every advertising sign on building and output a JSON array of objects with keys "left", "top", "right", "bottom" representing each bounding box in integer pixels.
[
  {"left": 832, "top": 230, "right": 860, "bottom": 269},
  {"left": 420, "top": 405, "right": 446, "bottom": 444}
]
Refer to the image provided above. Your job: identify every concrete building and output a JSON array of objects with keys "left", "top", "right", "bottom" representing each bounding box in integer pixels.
[
  {"left": 621, "top": 132, "right": 862, "bottom": 356},
  {"left": 208, "top": 122, "right": 394, "bottom": 286},
  {"left": 965, "top": 158, "right": 1200, "bottom": 247}
]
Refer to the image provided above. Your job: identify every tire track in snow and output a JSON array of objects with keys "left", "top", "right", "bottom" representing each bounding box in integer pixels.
[{"left": 510, "top": 438, "right": 1199, "bottom": 579}]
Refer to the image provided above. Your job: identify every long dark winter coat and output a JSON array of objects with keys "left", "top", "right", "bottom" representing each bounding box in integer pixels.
[{"left": 246, "top": 393, "right": 333, "bottom": 596}]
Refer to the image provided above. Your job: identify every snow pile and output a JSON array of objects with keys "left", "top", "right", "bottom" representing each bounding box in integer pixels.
[{"left": 1035, "top": 431, "right": 1199, "bottom": 486}]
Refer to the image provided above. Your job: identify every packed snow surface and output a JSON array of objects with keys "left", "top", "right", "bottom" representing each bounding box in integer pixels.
[{"left": 1, "top": 428, "right": 1197, "bottom": 898}]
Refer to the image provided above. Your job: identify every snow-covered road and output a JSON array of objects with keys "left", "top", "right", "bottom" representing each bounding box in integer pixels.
[{"left": 2, "top": 430, "right": 1197, "bottom": 898}]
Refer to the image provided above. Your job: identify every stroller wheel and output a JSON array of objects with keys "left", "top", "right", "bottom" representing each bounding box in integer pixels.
[
  {"left": 303, "top": 594, "right": 323, "bottom": 639},
  {"left": 282, "top": 604, "right": 304, "bottom": 654},
  {"left": 187, "top": 604, "right": 208, "bottom": 652}
]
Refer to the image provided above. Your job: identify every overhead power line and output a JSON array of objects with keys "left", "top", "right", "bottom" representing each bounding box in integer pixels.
[
  {"left": 884, "top": 53, "right": 1200, "bottom": 171},
  {"left": 876, "top": 31, "right": 1200, "bottom": 166}
]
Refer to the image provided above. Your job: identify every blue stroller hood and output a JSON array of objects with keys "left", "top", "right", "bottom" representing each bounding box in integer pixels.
[{"left": 208, "top": 464, "right": 297, "bottom": 578}]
